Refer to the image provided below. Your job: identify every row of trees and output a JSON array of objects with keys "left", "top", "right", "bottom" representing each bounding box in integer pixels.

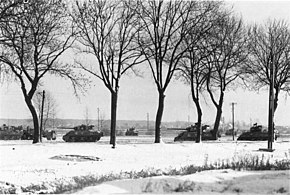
[{"left": 0, "top": 0, "right": 289, "bottom": 146}]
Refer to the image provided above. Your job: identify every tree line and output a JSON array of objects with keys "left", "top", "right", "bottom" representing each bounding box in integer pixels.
[{"left": 0, "top": 0, "right": 289, "bottom": 146}]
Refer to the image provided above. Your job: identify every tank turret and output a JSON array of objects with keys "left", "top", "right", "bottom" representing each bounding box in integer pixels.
[{"left": 125, "top": 127, "right": 138, "bottom": 136}]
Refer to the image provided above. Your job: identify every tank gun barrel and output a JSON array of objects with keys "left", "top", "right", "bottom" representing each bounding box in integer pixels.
[{"left": 167, "top": 128, "right": 188, "bottom": 131}]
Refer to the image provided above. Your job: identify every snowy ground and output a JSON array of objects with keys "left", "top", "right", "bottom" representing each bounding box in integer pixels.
[
  {"left": 76, "top": 169, "right": 289, "bottom": 194},
  {"left": 0, "top": 135, "right": 289, "bottom": 194}
]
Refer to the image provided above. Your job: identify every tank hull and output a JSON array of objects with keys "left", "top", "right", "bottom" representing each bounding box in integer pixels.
[
  {"left": 125, "top": 131, "right": 138, "bottom": 136},
  {"left": 174, "top": 131, "right": 217, "bottom": 142},
  {"left": 237, "top": 131, "right": 278, "bottom": 141},
  {"left": 62, "top": 130, "right": 103, "bottom": 142},
  {"left": 21, "top": 132, "right": 33, "bottom": 140},
  {"left": 0, "top": 130, "right": 34, "bottom": 140},
  {"left": 0, "top": 132, "right": 22, "bottom": 140}
]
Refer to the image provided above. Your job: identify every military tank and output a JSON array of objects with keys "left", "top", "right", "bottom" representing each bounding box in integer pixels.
[
  {"left": 62, "top": 125, "right": 103, "bottom": 142},
  {"left": 237, "top": 123, "right": 278, "bottom": 141},
  {"left": 125, "top": 127, "right": 138, "bottom": 136},
  {"left": 174, "top": 124, "right": 219, "bottom": 142},
  {"left": 43, "top": 130, "right": 56, "bottom": 140},
  {"left": 0, "top": 125, "right": 30, "bottom": 140},
  {"left": 21, "top": 129, "right": 34, "bottom": 140},
  {"left": 0, "top": 129, "right": 23, "bottom": 140},
  {"left": 20, "top": 126, "right": 34, "bottom": 140}
]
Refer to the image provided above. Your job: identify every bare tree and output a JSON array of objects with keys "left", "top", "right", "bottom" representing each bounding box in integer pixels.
[
  {"left": 178, "top": 1, "right": 222, "bottom": 143},
  {"left": 0, "top": 0, "right": 18, "bottom": 17},
  {"left": 0, "top": 0, "right": 23, "bottom": 25},
  {"left": 0, "top": 0, "right": 22, "bottom": 81},
  {"left": 134, "top": 0, "right": 217, "bottom": 143},
  {"left": 33, "top": 90, "right": 58, "bottom": 131},
  {"left": 179, "top": 45, "right": 210, "bottom": 143},
  {"left": 72, "top": 0, "right": 144, "bottom": 147},
  {"left": 244, "top": 20, "right": 290, "bottom": 113},
  {"left": 0, "top": 0, "right": 82, "bottom": 143},
  {"left": 204, "top": 13, "right": 248, "bottom": 139}
]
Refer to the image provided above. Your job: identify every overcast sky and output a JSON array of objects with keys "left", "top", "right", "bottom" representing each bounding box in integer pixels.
[{"left": 1, "top": 1, "right": 290, "bottom": 126}]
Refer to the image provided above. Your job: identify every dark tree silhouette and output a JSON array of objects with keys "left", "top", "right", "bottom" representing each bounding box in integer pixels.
[
  {"left": 0, "top": 0, "right": 81, "bottom": 143},
  {"left": 72, "top": 0, "right": 144, "bottom": 147},
  {"left": 244, "top": 20, "right": 290, "bottom": 114},
  {"left": 134, "top": 0, "right": 215, "bottom": 143},
  {"left": 0, "top": 0, "right": 22, "bottom": 81},
  {"left": 178, "top": 1, "right": 222, "bottom": 143},
  {"left": 0, "top": 0, "right": 20, "bottom": 20},
  {"left": 204, "top": 14, "right": 248, "bottom": 139},
  {"left": 179, "top": 47, "right": 208, "bottom": 143}
]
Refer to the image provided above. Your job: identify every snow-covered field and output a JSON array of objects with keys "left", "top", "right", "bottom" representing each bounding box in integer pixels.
[{"left": 0, "top": 135, "right": 289, "bottom": 194}]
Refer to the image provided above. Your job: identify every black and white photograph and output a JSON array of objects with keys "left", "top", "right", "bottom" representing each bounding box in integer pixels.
[{"left": 0, "top": 0, "right": 289, "bottom": 194}]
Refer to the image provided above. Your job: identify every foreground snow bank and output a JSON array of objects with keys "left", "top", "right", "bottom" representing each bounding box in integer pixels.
[
  {"left": 75, "top": 169, "right": 290, "bottom": 194},
  {"left": 0, "top": 139, "right": 289, "bottom": 193}
]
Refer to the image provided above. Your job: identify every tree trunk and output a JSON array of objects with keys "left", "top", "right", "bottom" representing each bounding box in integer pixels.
[
  {"left": 196, "top": 103, "right": 202, "bottom": 143},
  {"left": 212, "top": 106, "right": 222, "bottom": 139},
  {"left": 155, "top": 91, "right": 165, "bottom": 143},
  {"left": 191, "top": 87, "right": 202, "bottom": 143},
  {"left": 274, "top": 87, "right": 279, "bottom": 113},
  {"left": 25, "top": 97, "right": 40, "bottom": 144},
  {"left": 110, "top": 91, "right": 118, "bottom": 148},
  {"left": 211, "top": 92, "right": 224, "bottom": 140}
]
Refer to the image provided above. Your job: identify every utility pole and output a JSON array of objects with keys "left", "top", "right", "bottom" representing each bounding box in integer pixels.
[
  {"left": 259, "top": 58, "right": 275, "bottom": 152},
  {"left": 231, "top": 102, "right": 237, "bottom": 141},
  {"left": 39, "top": 90, "right": 45, "bottom": 142},
  {"left": 97, "top": 107, "right": 100, "bottom": 131},
  {"left": 267, "top": 57, "right": 275, "bottom": 151}
]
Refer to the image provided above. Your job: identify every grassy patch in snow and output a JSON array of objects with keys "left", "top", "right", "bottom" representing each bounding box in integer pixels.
[{"left": 4, "top": 153, "right": 290, "bottom": 194}]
